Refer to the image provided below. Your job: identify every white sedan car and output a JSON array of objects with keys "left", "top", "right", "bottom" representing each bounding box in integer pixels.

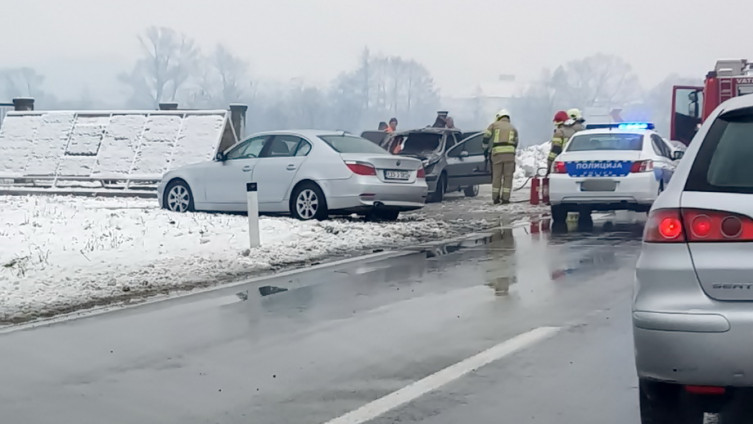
[
  {"left": 158, "top": 130, "right": 428, "bottom": 220},
  {"left": 548, "top": 123, "right": 682, "bottom": 223}
]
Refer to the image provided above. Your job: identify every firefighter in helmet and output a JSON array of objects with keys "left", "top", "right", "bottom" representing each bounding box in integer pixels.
[
  {"left": 562, "top": 108, "right": 585, "bottom": 140},
  {"left": 548, "top": 110, "right": 570, "bottom": 174},
  {"left": 483, "top": 109, "right": 518, "bottom": 204}
]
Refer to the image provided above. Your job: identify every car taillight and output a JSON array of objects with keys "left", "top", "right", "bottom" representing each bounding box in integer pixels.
[
  {"left": 630, "top": 160, "right": 653, "bottom": 173},
  {"left": 345, "top": 161, "right": 376, "bottom": 176},
  {"left": 644, "top": 208, "right": 753, "bottom": 243},
  {"left": 553, "top": 161, "right": 567, "bottom": 174},
  {"left": 417, "top": 168, "right": 426, "bottom": 178}
]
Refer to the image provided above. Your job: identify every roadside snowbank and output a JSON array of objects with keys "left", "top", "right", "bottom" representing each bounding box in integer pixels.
[
  {"left": 515, "top": 142, "right": 549, "bottom": 183},
  {"left": 0, "top": 196, "right": 452, "bottom": 322}
]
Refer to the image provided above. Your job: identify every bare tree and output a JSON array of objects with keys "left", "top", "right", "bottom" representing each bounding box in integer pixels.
[
  {"left": 192, "top": 44, "right": 251, "bottom": 108},
  {"left": 119, "top": 26, "right": 199, "bottom": 108},
  {"left": 1, "top": 67, "right": 45, "bottom": 98},
  {"left": 331, "top": 50, "right": 439, "bottom": 130},
  {"left": 550, "top": 54, "right": 641, "bottom": 109}
]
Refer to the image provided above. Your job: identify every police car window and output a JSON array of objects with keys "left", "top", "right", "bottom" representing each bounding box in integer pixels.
[
  {"left": 651, "top": 135, "right": 671, "bottom": 158},
  {"left": 686, "top": 108, "right": 753, "bottom": 192},
  {"left": 567, "top": 133, "right": 643, "bottom": 151}
]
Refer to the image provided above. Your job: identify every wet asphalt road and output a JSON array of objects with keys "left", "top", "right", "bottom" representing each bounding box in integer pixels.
[{"left": 0, "top": 213, "right": 646, "bottom": 424}]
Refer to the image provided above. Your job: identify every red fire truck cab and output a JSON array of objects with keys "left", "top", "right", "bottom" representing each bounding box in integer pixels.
[{"left": 671, "top": 59, "right": 753, "bottom": 145}]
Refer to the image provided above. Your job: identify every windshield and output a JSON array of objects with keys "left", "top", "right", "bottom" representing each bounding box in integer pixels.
[
  {"left": 567, "top": 133, "right": 644, "bottom": 151},
  {"left": 392, "top": 133, "right": 442, "bottom": 156},
  {"left": 319, "top": 135, "right": 388, "bottom": 154}
]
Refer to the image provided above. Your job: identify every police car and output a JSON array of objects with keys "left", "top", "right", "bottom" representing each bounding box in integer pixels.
[{"left": 548, "top": 123, "right": 682, "bottom": 223}]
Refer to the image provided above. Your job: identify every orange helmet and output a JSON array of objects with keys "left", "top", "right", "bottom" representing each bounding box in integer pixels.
[{"left": 553, "top": 111, "right": 569, "bottom": 123}]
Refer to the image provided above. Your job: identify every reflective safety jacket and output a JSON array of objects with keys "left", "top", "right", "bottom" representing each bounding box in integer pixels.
[
  {"left": 549, "top": 126, "right": 567, "bottom": 160},
  {"left": 561, "top": 120, "right": 585, "bottom": 140},
  {"left": 483, "top": 117, "right": 518, "bottom": 155}
]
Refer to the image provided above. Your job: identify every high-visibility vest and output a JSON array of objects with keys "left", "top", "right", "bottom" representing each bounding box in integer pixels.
[
  {"left": 483, "top": 119, "right": 518, "bottom": 155},
  {"left": 549, "top": 127, "right": 567, "bottom": 160}
]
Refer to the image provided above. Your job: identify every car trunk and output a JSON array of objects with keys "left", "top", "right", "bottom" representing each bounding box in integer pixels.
[
  {"left": 559, "top": 151, "right": 643, "bottom": 177},
  {"left": 340, "top": 153, "right": 421, "bottom": 183},
  {"left": 681, "top": 191, "right": 753, "bottom": 301}
]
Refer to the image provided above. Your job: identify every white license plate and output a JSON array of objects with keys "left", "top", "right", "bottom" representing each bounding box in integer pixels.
[{"left": 385, "top": 170, "right": 410, "bottom": 180}]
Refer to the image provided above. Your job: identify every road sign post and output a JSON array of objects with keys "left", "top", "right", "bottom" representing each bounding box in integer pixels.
[{"left": 246, "top": 182, "right": 260, "bottom": 248}]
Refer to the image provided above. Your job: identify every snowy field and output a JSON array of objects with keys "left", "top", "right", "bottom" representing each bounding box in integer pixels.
[
  {"left": 0, "top": 143, "right": 550, "bottom": 323},
  {"left": 0, "top": 196, "right": 455, "bottom": 323}
]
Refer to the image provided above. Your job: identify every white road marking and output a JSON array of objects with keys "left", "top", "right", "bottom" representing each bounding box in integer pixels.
[{"left": 322, "top": 326, "right": 561, "bottom": 424}]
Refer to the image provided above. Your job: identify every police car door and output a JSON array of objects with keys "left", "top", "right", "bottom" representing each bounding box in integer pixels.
[{"left": 650, "top": 134, "right": 674, "bottom": 187}]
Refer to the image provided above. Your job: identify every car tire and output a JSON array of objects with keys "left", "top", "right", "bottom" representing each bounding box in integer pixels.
[
  {"left": 464, "top": 185, "right": 479, "bottom": 197},
  {"left": 429, "top": 174, "right": 446, "bottom": 203},
  {"left": 291, "top": 182, "right": 328, "bottom": 221},
  {"left": 164, "top": 180, "right": 195, "bottom": 213},
  {"left": 369, "top": 210, "right": 400, "bottom": 222},
  {"left": 551, "top": 204, "right": 567, "bottom": 223}
]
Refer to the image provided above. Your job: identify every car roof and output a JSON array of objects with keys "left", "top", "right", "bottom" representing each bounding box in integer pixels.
[
  {"left": 573, "top": 128, "right": 656, "bottom": 137},
  {"left": 393, "top": 127, "right": 462, "bottom": 136},
  {"left": 249, "top": 129, "right": 357, "bottom": 139}
]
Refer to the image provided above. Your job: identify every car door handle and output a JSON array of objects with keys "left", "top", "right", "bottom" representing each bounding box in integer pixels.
[
  {"left": 286, "top": 164, "right": 297, "bottom": 171},
  {"left": 242, "top": 166, "right": 252, "bottom": 172}
]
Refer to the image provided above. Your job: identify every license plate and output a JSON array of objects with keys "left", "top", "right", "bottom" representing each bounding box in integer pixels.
[
  {"left": 581, "top": 180, "right": 617, "bottom": 192},
  {"left": 385, "top": 170, "right": 410, "bottom": 180}
]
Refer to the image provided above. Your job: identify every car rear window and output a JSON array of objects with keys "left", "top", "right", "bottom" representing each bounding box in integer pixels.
[
  {"left": 319, "top": 135, "right": 388, "bottom": 154},
  {"left": 567, "top": 133, "right": 643, "bottom": 151},
  {"left": 394, "top": 133, "right": 442, "bottom": 155},
  {"left": 686, "top": 107, "right": 753, "bottom": 193}
]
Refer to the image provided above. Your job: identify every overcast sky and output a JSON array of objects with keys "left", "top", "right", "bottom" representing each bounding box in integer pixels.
[{"left": 1, "top": 0, "right": 750, "bottom": 100}]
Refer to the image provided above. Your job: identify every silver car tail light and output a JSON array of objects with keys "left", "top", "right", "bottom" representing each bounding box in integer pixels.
[
  {"left": 344, "top": 160, "right": 376, "bottom": 176},
  {"left": 644, "top": 208, "right": 753, "bottom": 243}
]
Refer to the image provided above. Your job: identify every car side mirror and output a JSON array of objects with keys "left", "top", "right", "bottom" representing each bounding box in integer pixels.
[
  {"left": 672, "top": 151, "right": 684, "bottom": 160},
  {"left": 215, "top": 152, "right": 227, "bottom": 162},
  {"left": 459, "top": 150, "right": 470, "bottom": 159}
]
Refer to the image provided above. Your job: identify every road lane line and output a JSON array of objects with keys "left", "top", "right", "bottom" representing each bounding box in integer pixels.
[{"left": 322, "top": 326, "right": 561, "bottom": 424}]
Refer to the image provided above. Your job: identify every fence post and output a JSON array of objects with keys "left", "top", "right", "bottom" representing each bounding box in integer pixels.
[
  {"left": 12, "top": 97, "right": 34, "bottom": 111},
  {"left": 246, "top": 182, "right": 260, "bottom": 248}
]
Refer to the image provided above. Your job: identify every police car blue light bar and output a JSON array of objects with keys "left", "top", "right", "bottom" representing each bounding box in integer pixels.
[{"left": 586, "top": 122, "right": 655, "bottom": 130}]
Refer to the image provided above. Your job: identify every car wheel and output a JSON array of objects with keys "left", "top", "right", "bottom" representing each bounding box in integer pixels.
[
  {"left": 429, "top": 173, "right": 446, "bottom": 203},
  {"left": 551, "top": 204, "right": 567, "bottom": 223},
  {"left": 464, "top": 185, "right": 479, "bottom": 197},
  {"left": 369, "top": 210, "right": 400, "bottom": 221},
  {"left": 164, "top": 180, "right": 194, "bottom": 213},
  {"left": 291, "top": 182, "right": 328, "bottom": 220}
]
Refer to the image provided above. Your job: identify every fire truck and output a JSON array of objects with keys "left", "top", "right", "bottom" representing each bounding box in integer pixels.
[{"left": 671, "top": 59, "right": 753, "bottom": 145}]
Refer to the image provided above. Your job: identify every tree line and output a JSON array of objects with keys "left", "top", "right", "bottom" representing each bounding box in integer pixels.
[{"left": 0, "top": 26, "right": 698, "bottom": 145}]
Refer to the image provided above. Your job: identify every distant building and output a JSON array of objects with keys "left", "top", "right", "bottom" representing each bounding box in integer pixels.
[{"left": 440, "top": 78, "right": 518, "bottom": 131}]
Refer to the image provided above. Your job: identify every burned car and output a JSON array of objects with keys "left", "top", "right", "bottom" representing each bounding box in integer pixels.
[{"left": 382, "top": 128, "right": 491, "bottom": 202}]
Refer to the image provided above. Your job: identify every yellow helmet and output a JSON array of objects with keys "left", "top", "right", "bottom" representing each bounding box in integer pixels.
[
  {"left": 567, "top": 108, "right": 583, "bottom": 120},
  {"left": 496, "top": 109, "right": 510, "bottom": 119}
]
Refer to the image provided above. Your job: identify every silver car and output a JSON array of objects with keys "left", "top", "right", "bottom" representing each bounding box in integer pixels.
[
  {"left": 158, "top": 130, "right": 427, "bottom": 220},
  {"left": 634, "top": 95, "right": 753, "bottom": 422},
  {"left": 384, "top": 128, "right": 491, "bottom": 201}
]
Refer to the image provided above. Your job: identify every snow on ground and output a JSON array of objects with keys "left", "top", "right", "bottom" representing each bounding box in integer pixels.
[
  {"left": 514, "top": 141, "right": 549, "bottom": 184},
  {"left": 0, "top": 195, "right": 454, "bottom": 322}
]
